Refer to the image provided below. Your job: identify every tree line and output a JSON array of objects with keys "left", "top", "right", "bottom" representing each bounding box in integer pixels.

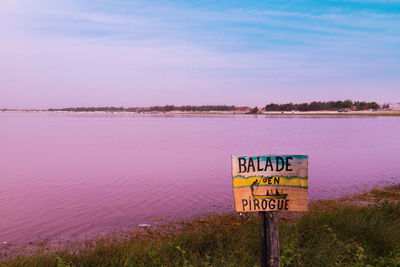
[
  {"left": 49, "top": 107, "right": 137, "bottom": 112},
  {"left": 48, "top": 105, "right": 248, "bottom": 112},
  {"left": 264, "top": 100, "right": 380, "bottom": 112},
  {"left": 146, "top": 105, "right": 249, "bottom": 112},
  {"left": 46, "top": 100, "right": 381, "bottom": 113}
]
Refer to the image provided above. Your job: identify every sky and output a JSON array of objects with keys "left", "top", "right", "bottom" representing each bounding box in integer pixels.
[{"left": 1, "top": 0, "right": 399, "bottom": 109}]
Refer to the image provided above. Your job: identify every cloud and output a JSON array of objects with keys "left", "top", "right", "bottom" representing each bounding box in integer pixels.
[{"left": 0, "top": 0, "right": 399, "bottom": 108}]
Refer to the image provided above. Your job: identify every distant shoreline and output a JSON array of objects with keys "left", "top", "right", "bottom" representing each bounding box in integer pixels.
[{"left": 2, "top": 110, "right": 400, "bottom": 116}]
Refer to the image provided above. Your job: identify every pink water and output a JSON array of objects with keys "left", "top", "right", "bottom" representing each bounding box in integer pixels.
[{"left": 1, "top": 112, "right": 399, "bottom": 244}]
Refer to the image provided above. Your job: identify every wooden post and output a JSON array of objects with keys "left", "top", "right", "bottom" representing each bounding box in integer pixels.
[{"left": 259, "top": 211, "right": 280, "bottom": 267}]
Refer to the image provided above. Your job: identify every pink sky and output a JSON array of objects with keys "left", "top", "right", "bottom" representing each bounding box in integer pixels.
[{"left": 1, "top": 0, "right": 399, "bottom": 108}]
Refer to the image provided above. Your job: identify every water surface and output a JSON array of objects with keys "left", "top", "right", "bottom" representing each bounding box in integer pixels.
[{"left": 1, "top": 112, "right": 399, "bottom": 244}]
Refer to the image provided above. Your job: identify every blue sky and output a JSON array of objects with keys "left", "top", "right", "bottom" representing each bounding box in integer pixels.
[{"left": 1, "top": 0, "right": 399, "bottom": 108}]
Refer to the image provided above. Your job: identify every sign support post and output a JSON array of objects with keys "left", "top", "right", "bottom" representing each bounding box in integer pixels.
[{"left": 259, "top": 211, "right": 279, "bottom": 267}]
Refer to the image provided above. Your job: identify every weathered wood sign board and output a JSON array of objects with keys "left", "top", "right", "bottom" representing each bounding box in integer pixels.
[{"left": 231, "top": 155, "right": 308, "bottom": 212}]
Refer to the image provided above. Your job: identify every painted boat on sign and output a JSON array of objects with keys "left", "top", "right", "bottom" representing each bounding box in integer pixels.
[{"left": 253, "top": 194, "right": 288, "bottom": 200}]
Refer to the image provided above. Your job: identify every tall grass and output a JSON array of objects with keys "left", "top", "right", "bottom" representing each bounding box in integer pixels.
[
  {"left": 280, "top": 198, "right": 400, "bottom": 266},
  {"left": 2, "top": 197, "right": 400, "bottom": 266}
]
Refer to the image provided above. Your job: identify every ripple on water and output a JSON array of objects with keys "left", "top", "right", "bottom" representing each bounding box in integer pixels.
[{"left": 0, "top": 113, "right": 399, "bottom": 244}]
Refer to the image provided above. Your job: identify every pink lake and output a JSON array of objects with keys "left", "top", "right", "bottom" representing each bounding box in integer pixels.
[{"left": 0, "top": 112, "right": 399, "bottom": 244}]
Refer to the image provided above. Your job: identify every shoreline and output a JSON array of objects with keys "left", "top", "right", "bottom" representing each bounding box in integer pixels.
[
  {"left": 1, "top": 180, "right": 397, "bottom": 257},
  {"left": 2, "top": 183, "right": 400, "bottom": 266},
  {"left": 2, "top": 110, "right": 400, "bottom": 117}
]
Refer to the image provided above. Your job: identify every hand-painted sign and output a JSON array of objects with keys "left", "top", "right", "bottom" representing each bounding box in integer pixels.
[{"left": 231, "top": 155, "right": 308, "bottom": 212}]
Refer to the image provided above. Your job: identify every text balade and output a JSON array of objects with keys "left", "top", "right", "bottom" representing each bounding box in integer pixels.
[
  {"left": 238, "top": 156, "right": 293, "bottom": 173},
  {"left": 231, "top": 155, "right": 308, "bottom": 213}
]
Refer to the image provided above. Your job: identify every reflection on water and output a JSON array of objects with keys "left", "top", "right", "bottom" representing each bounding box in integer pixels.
[{"left": 0, "top": 112, "right": 399, "bottom": 243}]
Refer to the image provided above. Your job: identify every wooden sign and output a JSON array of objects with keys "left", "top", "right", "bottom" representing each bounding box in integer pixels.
[{"left": 231, "top": 155, "right": 308, "bottom": 212}]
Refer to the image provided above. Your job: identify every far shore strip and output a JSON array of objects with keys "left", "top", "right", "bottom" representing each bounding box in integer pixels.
[{"left": 2, "top": 110, "right": 400, "bottom": 116}]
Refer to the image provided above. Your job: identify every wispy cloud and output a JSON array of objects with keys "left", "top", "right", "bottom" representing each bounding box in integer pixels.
[{"left": 0, "top": 0, "right": 399, "bottom": 108}]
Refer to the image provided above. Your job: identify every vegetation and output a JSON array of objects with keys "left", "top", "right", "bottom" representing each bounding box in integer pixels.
[
  {"left": 264, "top": 100, "right": 380, "bottom": 112},
  {"left": 144, "top": 105, "right": 245, "bottom": 112},
  {"left": 49, "top": 107, "right": 138, "bottom": 112},
  {"left": 48, "top": 105, "right": 248, "bottom": 113},
  {"left": 2, "top": 185, "right": 400, "bottom": 267},
  {"left": 249, "top": 106, "right": 260, "bottom": 114},
  {"left": 43, "top": 100, "right": 385, "bottom": 114}
]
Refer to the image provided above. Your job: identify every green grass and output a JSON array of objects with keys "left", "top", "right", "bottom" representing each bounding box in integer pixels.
[
  {"left": 2, "top": 189, "right": 400, "bottom": 266},
  {"left": 280, "top": 199, "right": 400, "bottom": 266}
]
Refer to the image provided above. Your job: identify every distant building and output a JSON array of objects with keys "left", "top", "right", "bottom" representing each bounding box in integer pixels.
[{"left": 388, "top": 103, "right": 400, "bottom": 111}]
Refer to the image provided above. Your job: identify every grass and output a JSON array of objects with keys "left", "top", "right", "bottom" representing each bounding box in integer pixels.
[{"left": 2, "top": 185, "right": 400, "bottom": 267}]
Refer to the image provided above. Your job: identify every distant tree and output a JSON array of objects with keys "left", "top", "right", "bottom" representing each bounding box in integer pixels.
[
  {"left": 264, "top": 103, "right": 279, "bottom": 111},
  {"left": 298, "top": 103, "right": 309, "bottom": 111},
  {"left": 250, "top": 106, "right": 260, "bottom": 114},
  {"left": 354, "top": 101, "right": 368, "bottom": 110},
  {"left": 308, "top": 101, "right": 321, "bottom": 111},
  {"left": 367, "top": 102, "right": 380, "bottom": 110},
  {"left": 342, "top": 100, "right": 353, "bottom": 108}
]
